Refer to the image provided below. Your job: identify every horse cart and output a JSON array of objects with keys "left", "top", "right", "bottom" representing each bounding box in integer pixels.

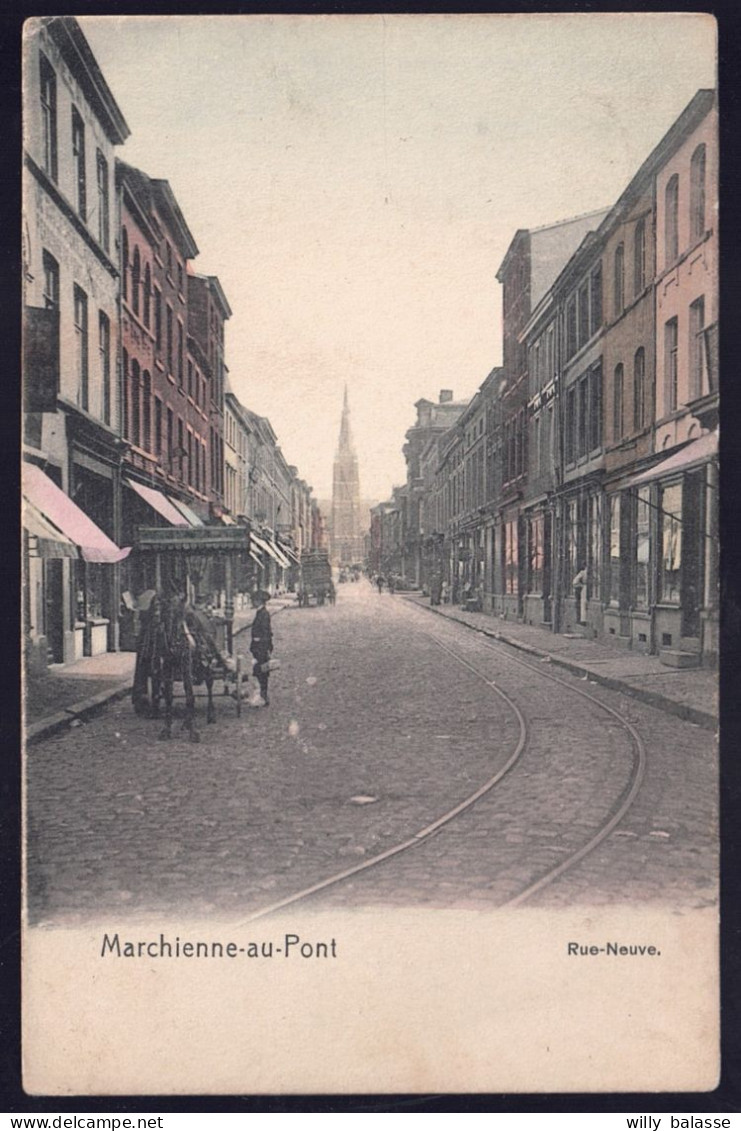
[
  {"left": 130, "top": 526, "right": 250, "bottom": 740},
  {"left": 297, "top": 550, "right": 333, "bottom": 606}
]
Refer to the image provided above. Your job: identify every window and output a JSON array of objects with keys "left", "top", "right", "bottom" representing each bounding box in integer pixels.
[
  {"left": 96, "top": 151, "right": 109, "bottom": 251},
  {"left": 42, "top": 250, "right": 59, "bottom": 309},
  {"left": 665, "top": 174, "right": 679, "bottom": 265},
  {"left": 166, "top": 305, "right": 173, "bottom": 372},
  {"left": 613, "top": 243, "right": 624, "bottom": 316},
  {"left": 131, "top": 247, "right": 140, "bottom": 316},
  {"left": 566, "top": 387, "right": 576, "bottom": 464},
  {"left": 528, "top": 514, "right": 544, "bottom": 593},
  {"left": 142, "top": 371, "right": 152, "bottom": 453},
  {"left": 166, "top": 407, "right": 174, "bottom": 463},
  {"left": 39, "top": 53, "right": 57, "bottom": 181},
  {"left": 165, "top": 241, "right": 173, "bottom": 277},
  {"left": 635, "top": 487, "right": 650, "bottom": 609},
  {"left": 73, "top": 285, "right": 88, "bottom": 410},
  {"left": 633, "top": 218, "right": 645, "bottom": 295},
  {"left": 154, "top": 287, "right": 162, "bottom": 350},
  {"left": 177, "top": 263, "right": 184, "bottom": 294},
  {"left": 578, "top": 377, "right": 588, "bottom": 459},
  {"left": 71, "top": 107, "right": 86, "bottom": 221},
  {"left": 690, "top": 144, "right": 706, "bottom": 242},
  {"left": 613, "top": 364, "right": 624, "bottom": 441},
  {"left": 143, "top": 265, "right": 151, "bottom": 328},
  {"left": 609, "top": 493, "right": 621, "bottom": 605},
  {"left": 566, "top": 297, "right": 577, "bottom": 359},
  {"left": 660, "top": 482, "right": 682, "bottom": 604},
  {"left": 99, "top": 312, "right": 111, "bottom": 425},
  {"left": 578, "top": 282, "right": 590, "bottom": 350},
  {"left": 589, "top": 362, "right": 602, "bottom": 452},
  {"left": 121, "top": 228, "right": 129, "bottom": 302},
  {"left": 131, "top": 359, "right": 140, "bottom": 449},
  {"left": 177, "top": 321, "right": 184, "bottom": 386},
  {"left": 665, "top": 317, "right": 679, "bottom": 412},
  {"left": 122, "top": 350, "right": 130, "bottom": 439},
  {"left": 154, "top": 397, "right": 163, "bottom": 457},
  {"left": 590, "top": 262, "right": 602, "bottom": 337},
  {"left": 689, "top": 296, "right": 705, "bottom": 400},
  {"left": 633, "top": 348, "right": 646, "bottom": 431},
  {"left": 533, "top": 414, "right": 541, "bottom": 477},
  {"left": 504, "top": 519, "right": 518, "bottom": 595}
]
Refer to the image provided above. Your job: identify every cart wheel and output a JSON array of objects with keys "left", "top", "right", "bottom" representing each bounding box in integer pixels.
[{"left": 235, "top": 656, "right": 242, "bottom": 717}]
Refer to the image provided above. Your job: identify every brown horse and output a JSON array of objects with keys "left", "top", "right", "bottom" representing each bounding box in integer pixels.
[{"left": 132, "top": 593, "right": 226, "bottom": 741}]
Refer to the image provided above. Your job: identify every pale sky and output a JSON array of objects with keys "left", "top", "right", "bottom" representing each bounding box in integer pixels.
[{"left": 79, "top": 13, "right": 716, "bottom": 501}]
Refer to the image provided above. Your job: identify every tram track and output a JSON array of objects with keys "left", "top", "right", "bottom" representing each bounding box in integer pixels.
[{"left": 241, "top": 601, "right": 647, "bottom": 922}]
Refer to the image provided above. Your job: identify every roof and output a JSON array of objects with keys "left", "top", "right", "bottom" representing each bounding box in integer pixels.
[
  {"left": 42, "top": 17, "right": 130, "bottom": 144},
  {"left": 117, "top": 161, "right": 199, "bottom": 259}
]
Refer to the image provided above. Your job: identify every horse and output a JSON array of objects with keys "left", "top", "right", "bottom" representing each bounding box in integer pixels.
[{"left": 132, "top": 593, "right": 230, "bottom": 741}]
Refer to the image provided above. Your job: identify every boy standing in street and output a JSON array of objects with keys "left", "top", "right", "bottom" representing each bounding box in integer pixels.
[{"left": 250, "top": 590, "right": 273, "bottom": 706}]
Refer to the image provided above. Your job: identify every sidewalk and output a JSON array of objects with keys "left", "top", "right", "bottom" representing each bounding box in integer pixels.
[
  {"left": 24, "top": 596, "right": 298, "bottom": 746},
  {"left": 402, "top": 594, "right": 718, "bottom": 732}
]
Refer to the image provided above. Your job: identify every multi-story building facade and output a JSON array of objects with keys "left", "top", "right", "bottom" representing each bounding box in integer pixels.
[
  {"left": 188, "top": 272, "right": 231, "bottom": 517},
  {"left": 402, "top": 389, "right": 468, "bottom": 588},
  {"left": 494, "top": 210, "right": 608, "bottom": 621},
  {"left": 117, "top": 162, "right": 205, "bottom": 596},
  {"left": 23, "top": 17, "right": 130, "bottom": 666}
]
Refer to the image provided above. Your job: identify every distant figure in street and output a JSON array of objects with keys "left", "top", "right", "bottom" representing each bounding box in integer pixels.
[
  {"left": 376, "top": 575, "right": 384, "bottom": 594},
  {"left": 388, "top": 575, "right": 396, "bottom": 595},
  {"left": 430, "top": 577, "right": 442, "bottom": 606},
  {"left": 250, "top": 590, "right": 273, "bottom": 706}
]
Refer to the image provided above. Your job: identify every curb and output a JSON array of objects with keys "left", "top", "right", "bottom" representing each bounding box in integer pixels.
[
  {"left": 406, "top": 598, "right": 718, "bottom": 733},
  {"left": 26, "top": 681, "right": 133, "bottom": 746}
]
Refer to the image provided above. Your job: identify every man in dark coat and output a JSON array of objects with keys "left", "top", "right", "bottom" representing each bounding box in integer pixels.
[{"left": 250, "top": 590, "right": 273, "bottom": 705}]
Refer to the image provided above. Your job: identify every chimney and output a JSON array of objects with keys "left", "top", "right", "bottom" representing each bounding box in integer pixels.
[{"left": 439, "top": 389, "right": 453, "bottom": 404}]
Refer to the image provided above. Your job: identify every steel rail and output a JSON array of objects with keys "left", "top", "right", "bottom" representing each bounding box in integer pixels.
[{"left": 241, "top": 608, "right": 647, "bottom": 922}]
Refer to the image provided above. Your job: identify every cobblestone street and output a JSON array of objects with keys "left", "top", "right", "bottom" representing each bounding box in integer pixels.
[{"left": 26, "top": 581, "right": 718, "bottom": 926}]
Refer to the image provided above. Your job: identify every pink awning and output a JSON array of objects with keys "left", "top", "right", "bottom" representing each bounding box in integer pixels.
[
  {"left": 23, "top": 463, "right": 130, "bottom": 563},
  {"left": 126, "top": 478, "right": 189, "bottom": 526},
  {"left": 628, "top": 430, "right": 718, "bottom": 487}
]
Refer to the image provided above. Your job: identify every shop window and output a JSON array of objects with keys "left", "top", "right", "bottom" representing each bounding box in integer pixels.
[
  {"left": 528, "top": 514, "right": 544, "bottom": 593},
  {"left": 660, "top": 481, "right": 682, "bottom": 604},
  {"left": 607, "top": 494, "right": 621, "bottom": 605},
  {"left": 635, "top": 487, "right": 650, "bottom": 609},
  {"left": 504, "top": 519, "right": 518, "bottom": 595}
]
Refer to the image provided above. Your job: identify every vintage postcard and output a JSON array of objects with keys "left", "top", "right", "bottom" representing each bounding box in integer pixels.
[{"left": 21, "top": 13, "right": 719, "bottom": 1096}]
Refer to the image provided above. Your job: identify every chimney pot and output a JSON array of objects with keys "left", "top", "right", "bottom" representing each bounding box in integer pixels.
[{"left": 439, "top": 389, "right": 453, "bottom": 403}]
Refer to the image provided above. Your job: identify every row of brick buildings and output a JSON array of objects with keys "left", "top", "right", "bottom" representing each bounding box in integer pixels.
[
  {"left": 22, "top": 17, "right": 326, "bottom": 669},
  {"left": 371, "top": 89, "right": 718, "bottom": 668}
]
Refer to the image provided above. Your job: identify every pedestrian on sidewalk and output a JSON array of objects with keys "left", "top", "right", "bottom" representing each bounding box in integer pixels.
[{"left": 250, "top": 590, "right": 274, "bottom": 706}]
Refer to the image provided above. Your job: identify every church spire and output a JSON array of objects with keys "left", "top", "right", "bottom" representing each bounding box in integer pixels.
[{"left": 338, "top": 383, "right": 354, "bottom": 452}]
